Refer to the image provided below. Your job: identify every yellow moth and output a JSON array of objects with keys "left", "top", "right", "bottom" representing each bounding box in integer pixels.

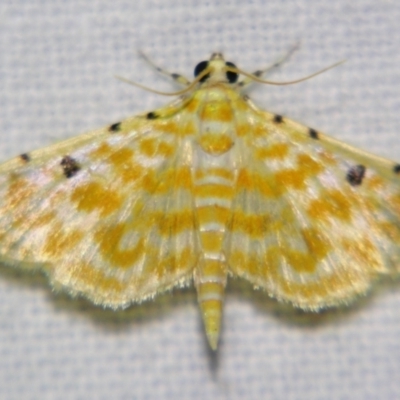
[{"left": 1, "top": 52, "right": 399, "bottom": 350}]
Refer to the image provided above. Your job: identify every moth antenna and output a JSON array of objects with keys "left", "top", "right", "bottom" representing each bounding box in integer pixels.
[
  {"left": 229, "top": 60, "right": 345, "bottom": 86},
  {"left": 115, "top": 65, "right": 213, "bottom": 96}
]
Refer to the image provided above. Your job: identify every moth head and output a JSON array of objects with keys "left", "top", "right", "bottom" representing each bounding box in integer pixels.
[{"left": 193, "top": 53, "right": 239, "bottom": 85}]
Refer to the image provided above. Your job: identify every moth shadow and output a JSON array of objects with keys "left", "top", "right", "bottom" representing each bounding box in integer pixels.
[
  {"left": 0, "top": 263, "right": 196, "bottom": 333},
  {"left": 1, "top": 263, "right": 398, "bottom": 334},
  {"left": 51, "top": 288, "right": 196, "bottom": 334},
  {"left": 227, "top": 276, "right": 400, "bottom": 328}
]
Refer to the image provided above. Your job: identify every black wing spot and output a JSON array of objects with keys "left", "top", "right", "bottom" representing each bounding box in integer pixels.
[
  {"left": 146, "top": 111, "right": 159, "bottom": 119},
  {"left": 194, "top": 60, "right": 210, "bottom": 82},
  {"left": 61, "top": 155, "right": 81, "bottom": 179},
  {"left": 20, "top": 153, "right": 31, "bottom": 162},
  {"left": 273, "top": 115, "right": 283, "bottom": 124},
  {"left": 225, "top": 61, "right": 238, "bottom": 83},
  {"left": 346, "top": 164, "right": 366, "bottom": 186},
  {"left": 394, "top": 164, "right": 400, "bottom": 174},
  {"left": 109, "top": 122, "right": 121, "bottom": 132},
  {"left": 309, "top": 128, "right": 319, "bottom": 139}
]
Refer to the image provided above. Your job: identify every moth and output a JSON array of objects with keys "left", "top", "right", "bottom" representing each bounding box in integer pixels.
[{"left": 1, "top": 52, "right": 399, "bottom": 350}]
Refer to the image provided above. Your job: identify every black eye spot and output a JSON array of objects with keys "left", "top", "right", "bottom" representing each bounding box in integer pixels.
[
  {"left": 309, "top": 128, "right": 319, "bottom": 139},
  {"left": 60, "top": 155, "right": 80, "bottom": 179},
  {"left": 225, "top": 61, "right": 238, "bottom": 83},
  {"left": 20, "top": 153, "right": 31, "bottom": 162},
  {"left": 194, "top": 60, "right": 210, "bottom": 82},
  {"left": 146, "top": 111, "right": 159, "bottom": 119},
  {"left": 346, "top": 164, "right": 366, "bottom": 186},
  {"left": 109, "top": 122, "right": 121, "bottom": 132}
]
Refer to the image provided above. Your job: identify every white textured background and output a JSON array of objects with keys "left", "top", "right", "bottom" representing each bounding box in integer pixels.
[{"left": 0, "top": 1, "right": 400, "bottom": 400}]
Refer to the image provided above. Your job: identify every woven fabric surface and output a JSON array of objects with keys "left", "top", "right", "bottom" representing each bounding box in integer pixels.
[{"left": 0, "top": 1, "right": 399, "bottom": 399}]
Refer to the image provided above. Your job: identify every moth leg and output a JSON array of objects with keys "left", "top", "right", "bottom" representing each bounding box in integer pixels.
[
  {"left": 138, "top": 50, "right": 191, "bottom": 86},
  {"left": 239, "top": 42, "right": 300, "bottom": 88}
]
